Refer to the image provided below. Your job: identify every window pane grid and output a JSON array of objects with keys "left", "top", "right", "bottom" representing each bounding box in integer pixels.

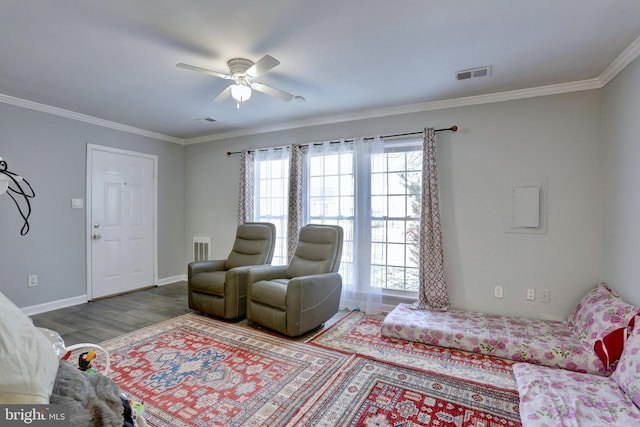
[
  {"left": 254, "top": 142, "right": 422, "bottom": 294},
  {"left": 255, "top": 157, "right": 289, "bottom": 266},
  {"left": 370, "top": 147, "right": 421, "bottom": 292},
  {"left": 308, "top": 151, "right": 355, "bottom": 288}
]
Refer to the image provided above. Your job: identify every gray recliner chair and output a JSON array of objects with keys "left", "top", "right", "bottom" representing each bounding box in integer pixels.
[
  {"left": 246, "top": 224, "right": 343, "bottom": 337},
  {"left": 188, "top": 222, "right": 276, "bottom": 319}
]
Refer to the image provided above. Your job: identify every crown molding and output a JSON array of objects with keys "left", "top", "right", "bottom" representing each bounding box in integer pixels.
[
  {"left": 598, "top": 34, "right": 640, "bottom": 86},
  {"left": 186, "top": 78, "right": 603, "bottom": 144},
  {"left": 0, "top": 93, "right": 185, "bottom": 145},
  {"left": 3, "top": 32, "right": 639, "bottom": 146}
]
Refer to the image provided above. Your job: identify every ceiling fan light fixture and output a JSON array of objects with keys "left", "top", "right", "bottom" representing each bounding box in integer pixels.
[
  {"left": 179, "top": 55, "right": 294, "bottom": 105},
  {"left": 231, "top": 84, "right": 252, "bottom": 103}
]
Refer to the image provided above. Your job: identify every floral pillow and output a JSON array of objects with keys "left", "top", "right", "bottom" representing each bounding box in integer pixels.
[
  {"left": 612, "top": 317, "right": 640, "bottom": 408},
  {"left": 568, "top": 283, "right": 639, "bottom": 370},
  {"left": 594, "top": 317, "right": 636, "bottom": 370}
]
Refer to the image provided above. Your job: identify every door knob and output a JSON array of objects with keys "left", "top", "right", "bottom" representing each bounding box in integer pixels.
[{"left": 92, "top": 233, "right": 101, "bottom": 240}]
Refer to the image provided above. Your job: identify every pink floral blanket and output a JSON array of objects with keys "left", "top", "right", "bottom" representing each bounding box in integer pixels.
[
  {"left": 513, "top": 362, "right": 640, "bottom": 426},
  {"left": 381, "top": 303, "right": 607, "bottom": 375}
]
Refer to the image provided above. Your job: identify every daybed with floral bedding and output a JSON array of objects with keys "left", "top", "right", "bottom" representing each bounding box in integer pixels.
[
  {"left": 383, "top": 283, "right": 640, "bottom": 426},
  {"left": 512, "top": 315, "right": 640, "bottom": 426},
  {"left": 381, "top": 283, "right": 639, "bottom": 376}
]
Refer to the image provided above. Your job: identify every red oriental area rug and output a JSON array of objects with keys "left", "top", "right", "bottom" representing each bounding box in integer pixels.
[
  {"left": 308, "top": 310, "right": 518, "bottom": 390},
  {"left": 287, "top": 356, "right": 521, "bottom": 427},
  {"left": 94, "top": 311, "right": 521, "bottom": 426},
  {"left": 98, "top": 313, "right": 349, "bottom": 426}
]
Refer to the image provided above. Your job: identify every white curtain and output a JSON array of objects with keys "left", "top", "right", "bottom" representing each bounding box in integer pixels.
[
  {"left": 254, "top": 147, "right": 290, "bottom": 266},
  {"left": 353, "top": 136, "right": 384, "bottom": 314},
  {"left": 306, "top": 137, "right": 384, "bottom": 314}
]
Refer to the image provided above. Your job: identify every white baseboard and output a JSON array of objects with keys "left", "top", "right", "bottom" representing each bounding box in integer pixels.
[
  {"left": 157, "top": 274, "right": 187, "bottom": 286},
  {"left": 22, "top": 275, "right": 188, "bottom": 316},
  {"left": 22, "top": 295, "right": 88, "bottom": 316}
]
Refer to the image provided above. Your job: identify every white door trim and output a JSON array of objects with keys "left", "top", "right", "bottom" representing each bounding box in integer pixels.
[{"left": 86, "top": 144, "right": 158, "bottom": 300}]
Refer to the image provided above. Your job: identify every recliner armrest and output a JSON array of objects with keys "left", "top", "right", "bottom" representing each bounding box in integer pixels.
[
  {"left": 287, "top": 273, "right": 343, "bottom": 309},
  {"left": 246, "top": 265, "right": 288, "bottom": 284},
  {"left": 188, "top": 259, "right": 227, "bottom": 279},
  {"left": 225, "top": 265, "right": 268, "bottom": 287}
]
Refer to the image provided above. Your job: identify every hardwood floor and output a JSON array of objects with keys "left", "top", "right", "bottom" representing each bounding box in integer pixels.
[
  {"left": 31, "top": 282, "right": 193, "bottom": 344},
  {"left": 31, "top": 281, "right": 346, "bottom": 344}
]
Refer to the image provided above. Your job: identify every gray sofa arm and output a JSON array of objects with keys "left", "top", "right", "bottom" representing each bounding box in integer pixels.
[
  {"left": 225, "top": 265, "right": 271, "bottom": 293},
  {"left": 285, "top": 272, "right": 343, "bottom": 336},
  {"left": 287, "top": 273, "right": 343, "bottom": 309},
  {"left": 246, "top": 265, "right": 289, "bottom": 284},
  {"left": 188, "top": 259, "right": 227, "bottom": 279}
]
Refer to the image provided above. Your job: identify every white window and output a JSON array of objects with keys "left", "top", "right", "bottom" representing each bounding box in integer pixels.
[
  {"left": 253, "top": 138, "right": 422, "bottom": 293},
  {"left": 306, "top": 146, "right": 355, "bottom": 287},
  {"left": 254, "top": 150, "right": 289, "bottom": 266},
  {"left": 370, "top": 146, "right": 422, "bottom": 292}
]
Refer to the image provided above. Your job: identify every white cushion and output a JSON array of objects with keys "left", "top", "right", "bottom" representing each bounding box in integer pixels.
[{"left": 0, "top": 291, "right": 59, "bottom": 403}]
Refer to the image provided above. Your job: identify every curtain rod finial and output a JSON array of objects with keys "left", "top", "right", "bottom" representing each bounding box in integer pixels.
[{"left": 451, "top": 125, "right": 458, "bottom": 132}]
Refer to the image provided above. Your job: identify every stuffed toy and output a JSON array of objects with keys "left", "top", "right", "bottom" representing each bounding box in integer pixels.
[
  {"left": 120, "top": 394, "right": 146, "bottom": 427},
  {"left": 78, "top": 351, "right": 97, "bottom": 374}
]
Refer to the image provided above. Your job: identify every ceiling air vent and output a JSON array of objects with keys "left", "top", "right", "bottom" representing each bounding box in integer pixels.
[
  {"left": 455, "top": 66, "right": 492, "bottom": 81},
  {"left": 196, "top": 117, "right": 217, "bottom": 123}
]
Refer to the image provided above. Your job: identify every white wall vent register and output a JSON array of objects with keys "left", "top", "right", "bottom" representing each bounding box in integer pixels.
[{"left": 193, "top": 236, "right": 211, "bottom": 262}]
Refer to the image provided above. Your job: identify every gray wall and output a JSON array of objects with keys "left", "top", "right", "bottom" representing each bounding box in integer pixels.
[
  {"left": 3, "top": 56, "right": 638, "bottom": 315},
  {"left": 0, "top": 103, "right": 185, "bottom": 308},
  {"left": 601, "top": 56, "right": 640, "bottom": 306},
  {"left": 185, "top": 90, "right": 604, "bottom": 320}
]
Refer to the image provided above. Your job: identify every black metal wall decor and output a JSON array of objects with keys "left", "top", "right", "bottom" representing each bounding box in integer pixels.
[{"left": 0, "top": 157, "right": 35, "bottom": 236}]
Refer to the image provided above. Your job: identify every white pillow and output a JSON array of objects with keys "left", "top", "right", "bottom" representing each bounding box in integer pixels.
[{"left": 0, "top": 291, "right": 59, "bottom": 403}]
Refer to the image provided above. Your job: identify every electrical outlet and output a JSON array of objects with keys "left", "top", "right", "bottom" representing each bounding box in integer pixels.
[
  {"left": 493, "top": 286, "right": 503, "bottom": 299},
  {"left": 539, "top": 289, "right": 550, "bottom": 303},
  {"left": 28, "top": 275, "right": 38, "bottom": 287},
  {"left": 526, "top": 288, "right": 535, "bottom": 301}
]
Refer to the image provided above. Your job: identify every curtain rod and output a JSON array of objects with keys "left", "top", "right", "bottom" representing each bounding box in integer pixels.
[{"left": 226, "top": 125, "right": 458, "bottom": 156}]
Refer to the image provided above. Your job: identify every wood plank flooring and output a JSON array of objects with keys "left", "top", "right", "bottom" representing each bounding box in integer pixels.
[
  {"left": 31, "top": 281, "right": 347, "bottom": 344},
  {"left": 31, "top": 282, "right": 193, "bottom": 344}
]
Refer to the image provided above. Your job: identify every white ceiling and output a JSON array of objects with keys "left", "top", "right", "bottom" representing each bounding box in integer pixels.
[{"left": 1, "top": 1, "right": 639, "bottom": 142}]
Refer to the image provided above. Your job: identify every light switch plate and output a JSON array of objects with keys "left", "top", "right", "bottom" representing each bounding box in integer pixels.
[{"left": 71, "top": 198, "right": 84, "bottom": 209}]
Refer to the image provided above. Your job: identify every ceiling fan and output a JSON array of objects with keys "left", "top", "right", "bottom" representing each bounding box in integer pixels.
[{"left": 176, "top": 55, "right": 295, "bottom": 108}]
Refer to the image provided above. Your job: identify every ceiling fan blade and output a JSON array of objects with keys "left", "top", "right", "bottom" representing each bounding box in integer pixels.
[
  {"left": 212, "top": 85, "right": 233, "bottom": 102},
  {"left": 246, "top": 55, "right": 280, "bottom": 78},
  {"left": 252, "top": 82, "right": 294, "bottom": 101},
  {"left": 176, "top": 63, "right": 231, "bottom": 80}
]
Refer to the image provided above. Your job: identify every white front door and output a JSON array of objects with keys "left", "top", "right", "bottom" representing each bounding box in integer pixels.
[{"left": 88, "top": 145, "right": 157, "bottom": 299}]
